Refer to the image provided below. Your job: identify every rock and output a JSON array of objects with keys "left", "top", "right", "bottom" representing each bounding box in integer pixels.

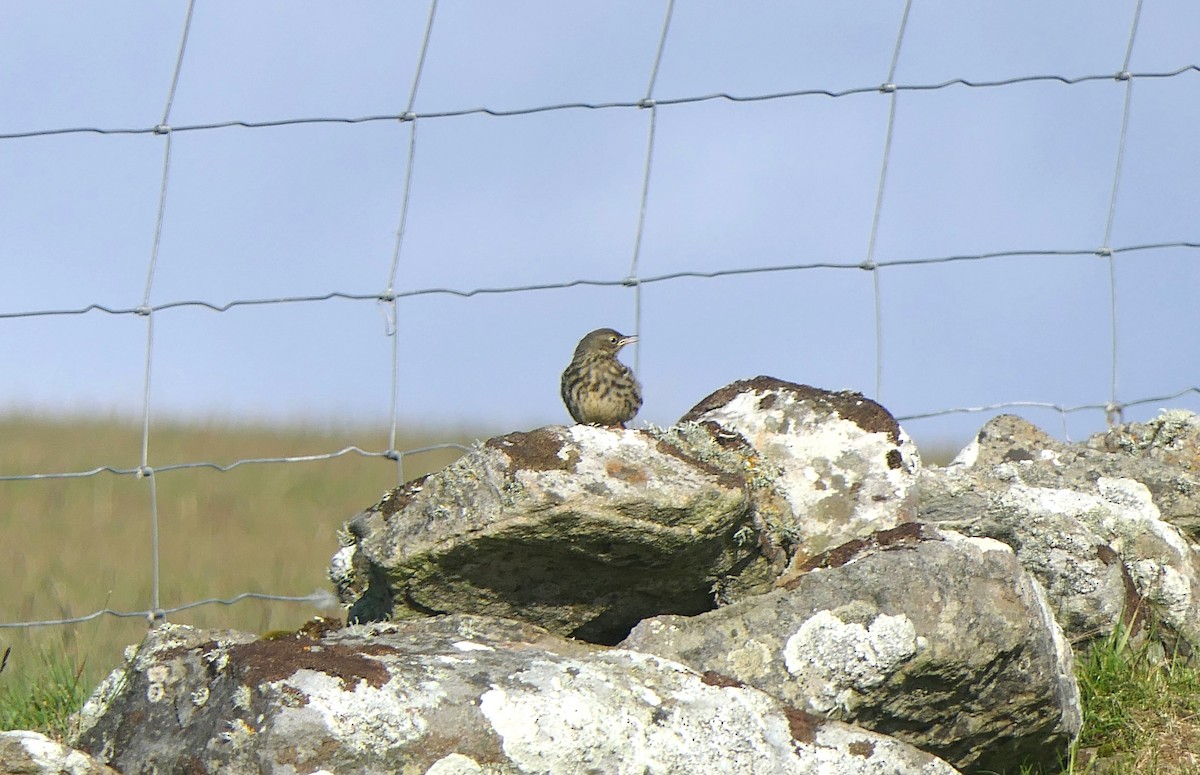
[
  {"left": 1085, "top": 409, "right": 1200, "bottom": 536},
  {"left": 70, "top": 616, "right": 962, "bottom": 775},
  {"left": 918, "top": 414, "right": 1200, "bottom": 645},
  {"left": 335, "top": 424, "right": 765, "bottom": 644},
  {"left": 333, "top": 378, "right": 924, "bottom": 640},
  {"left": 621, "top": 524, "right": 1081, "bottom": 774},
  {"left": 0, "top": 730, "right": 118, "bottom": 775},
  {"left": 680, "top": 376, "right": 921, "bottom": 566}
]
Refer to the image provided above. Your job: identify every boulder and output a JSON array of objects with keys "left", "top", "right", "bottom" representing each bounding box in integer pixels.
[
  {"left": 680, "top": 376, "right": 921, "bottom": 566},
  {"left": 0, "top": 730, "right": 118, "bottom": 775},
  {"left": 621, "top": 524, "right": 1080, "bottom": 773},
  {"left": 918, "top": 414, "right": 1200, "bottom": 646},
  {"left": 333, "top": 379, "right": 921, "bottom": 644},
  {"left": 1084, "top": 409, "right": 1200, "bottom": 535},
  {"left": 70, "top": 616, "right": 962, "bottom": 775},
  {"left": 332, "top": 424, "right": 765, "bottom": 644}
]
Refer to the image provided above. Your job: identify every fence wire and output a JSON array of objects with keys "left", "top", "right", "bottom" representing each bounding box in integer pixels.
[
  {"left": 1, "top": 5, "right": 1196, "bottom": 632},
  {"left": 3, "top": 65, "right": 1199, "bottom": 141}
]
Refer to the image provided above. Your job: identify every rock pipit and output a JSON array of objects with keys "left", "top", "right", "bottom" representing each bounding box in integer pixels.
[{"left": 560, "top": 328, "right": 642, "bottom": 428}]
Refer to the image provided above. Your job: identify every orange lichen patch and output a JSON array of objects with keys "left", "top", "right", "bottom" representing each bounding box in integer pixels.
[{"left": 604, "top": 460, "right": 648, "bottom": 484}]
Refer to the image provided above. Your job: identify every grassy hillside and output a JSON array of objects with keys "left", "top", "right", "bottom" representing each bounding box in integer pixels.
[{"left": 0, "top": 414, "right": 477, "bottom": 692}]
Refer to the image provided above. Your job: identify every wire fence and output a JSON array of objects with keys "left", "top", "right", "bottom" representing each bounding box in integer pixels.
[{"left": 2, "top": 1, "right": 1198, "bottom": 634}]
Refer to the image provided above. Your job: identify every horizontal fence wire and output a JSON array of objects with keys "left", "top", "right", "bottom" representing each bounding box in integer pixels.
[
  {"left": 2, "top": 242, "right": 1198, "bottom": 321},
  {"left": 0, "top": 443, "right": 473, "bottom": 483},
  {"left": 3, "top": 41, "right": 1198, "bottom": 632},
  {"left": 896, "top": 386, "right": 1200, "bottom": 423},
  {"left": 2, "top": 64, "right": 1198, "bottom": 141},
  {"left": 0, "top": 591, "right": 340, "bottom": 630}
]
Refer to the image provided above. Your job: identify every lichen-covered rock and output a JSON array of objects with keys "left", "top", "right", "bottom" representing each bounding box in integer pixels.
[
  {"left": 335, "top": 425, "right": 764, "bottom": 643},
  {"left": 621, "top": 524, "right": 1080, "bottom": 774},
  {"left": 918, "top": 414, "right": 1200, "bottom": 645},
  {"left": 0, "top": 730, "right": 119, "bottom": 775},
  {"left": 70, "top": 616, "right": 962, "bottom": 775},
  {"left": 1085, "top": 409, "right": 1200, "bottom": 535},
  {"left": 955, "top": 412, "right": 1200, "bottom": 538},
  {"left": 680, "top": 376, "right": 921, "bottom": 566}
]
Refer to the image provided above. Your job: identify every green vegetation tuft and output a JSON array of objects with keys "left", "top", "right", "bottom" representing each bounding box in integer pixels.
[
  {"left": 1066, "top": 623, "right": 1200, "bottom": 774},
  {"left": 0, "top": 642, "right": 89, "bottom": 740}
]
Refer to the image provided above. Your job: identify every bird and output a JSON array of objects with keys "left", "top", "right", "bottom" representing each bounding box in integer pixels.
[{"left": 560, "top": 328, "right": 643, "bottom": 428}]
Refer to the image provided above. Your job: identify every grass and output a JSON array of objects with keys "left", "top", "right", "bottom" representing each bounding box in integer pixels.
[
  {"left": 0, "top": 413, "right": 479, "bottom": 713},
  {"left": 0, "top": 641, "right": 90, "bottom": 739},
  {"left": 1066, "top": 623, "right": 1200, "bottom": 773}
]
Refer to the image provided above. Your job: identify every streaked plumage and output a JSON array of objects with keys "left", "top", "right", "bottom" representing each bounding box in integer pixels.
[{"left": 560, "top": 328, "right": 642, "bottom": 428}]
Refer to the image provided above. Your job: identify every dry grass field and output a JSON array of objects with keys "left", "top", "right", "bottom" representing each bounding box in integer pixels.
[{"left": 0, "top": 413, "right": 478, "bottom": 691}]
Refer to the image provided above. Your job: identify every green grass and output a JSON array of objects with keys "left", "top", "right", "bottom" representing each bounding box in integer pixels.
[
  {"left": 0, "top": 641, "right": 90, "bottom": 740},
  {"left": 1065, "top": 624, "right": 1200, "bottom": 773}
]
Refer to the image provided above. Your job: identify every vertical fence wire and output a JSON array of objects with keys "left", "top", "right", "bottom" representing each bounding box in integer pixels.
[
  {"left": 626, "top": 0, "right": 677, "bottom": 376},
  {"left": 384, "top": 0, "right": 441, "bottom": 484},
  {"left": 863, "top": 0, "right": 914, "bottom": 403},
  {"left": 1100, "top": 0, "right": 1145, "bottom": 426},
  {"left": 136, "top": 0, "right": 198, "bottom": 622}
]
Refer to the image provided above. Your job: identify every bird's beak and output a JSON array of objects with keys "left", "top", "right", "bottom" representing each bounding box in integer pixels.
[{"left": 618, "top": 335, "right": 638, "bottom": 349}]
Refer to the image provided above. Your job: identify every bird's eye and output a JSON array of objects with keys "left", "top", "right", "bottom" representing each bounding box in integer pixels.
[{"left": 609, "top": 336, "right": 618, "bottom": 343}]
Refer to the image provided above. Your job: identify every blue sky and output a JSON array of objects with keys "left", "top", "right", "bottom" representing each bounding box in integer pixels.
[{"left": 2, "top": 1, "right": 1198, "bottom": 454}]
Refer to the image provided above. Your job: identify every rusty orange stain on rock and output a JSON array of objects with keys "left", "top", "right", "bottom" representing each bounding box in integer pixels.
[{"left": 605, "top": 460, "right": 648, "bottom": 484}]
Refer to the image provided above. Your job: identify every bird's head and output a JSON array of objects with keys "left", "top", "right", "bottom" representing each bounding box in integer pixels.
[{"left": 573, "top": 328, "right": 637, "bottom": 359}]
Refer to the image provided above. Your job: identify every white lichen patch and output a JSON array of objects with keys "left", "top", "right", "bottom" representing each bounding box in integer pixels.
[
  {"left": 451, "top": 640, "right": 494, "bottom": 652},
  {"left": 1001, "top": 481, "right": 1159, "bottom": 554},
  {"left": 1128, "top": 560, "right": 1194, "bottom": 625},
  {"left": 700, "top": 389, "right": 915, "bottom": 550},
  {"left": 8, "top": 730, "right": 104, "bottom": 774},
  {"left": 939, "top": 529, "right": 1013, "bottom": 556},
  {"left": 726, "top": 638, "right": 774, "bottom": 676},
  {"left": 274, "top": 669, "right": 440, "bottom": 754},
  {"left": 145, "top": 663, "right": 176, "bottom": 704},
  {"left": 138, "top": 624, "right": 200, "bottom": 658},
  {"left": 328, "top": 545, "right": 356, "bottom": 587},
  {"left": 1038, "top": 449, "right": 1065, "bottom": 465},
  {"left": 1023, "top": 574, "right": 1083, "bottom": 735},
  {"left": 477, "top": 653, "right": 805, "bottom": 774},
  {"left": 783, "top": 610, "right": 920, "bottom": 715},
  {"left": 425, "top": 752, "right": 485, "bottom": 774},
  {"left": 201, "top": 646, "right": 231, "bottom": 672},
  {"left": 999, "top": 478, "right": 1199, "bottom": 633},
  {"left": 801, "top": 725, "right": 962, "bottom": 775},
  {"left": 233, "top": 684, "right": 254, "bottom": 711},
  {"left": 547, "top": 424, "right": 720, "bottom": 497},
  {"left": 70, "top": 667, "right": 130, "bottom": 741}
]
